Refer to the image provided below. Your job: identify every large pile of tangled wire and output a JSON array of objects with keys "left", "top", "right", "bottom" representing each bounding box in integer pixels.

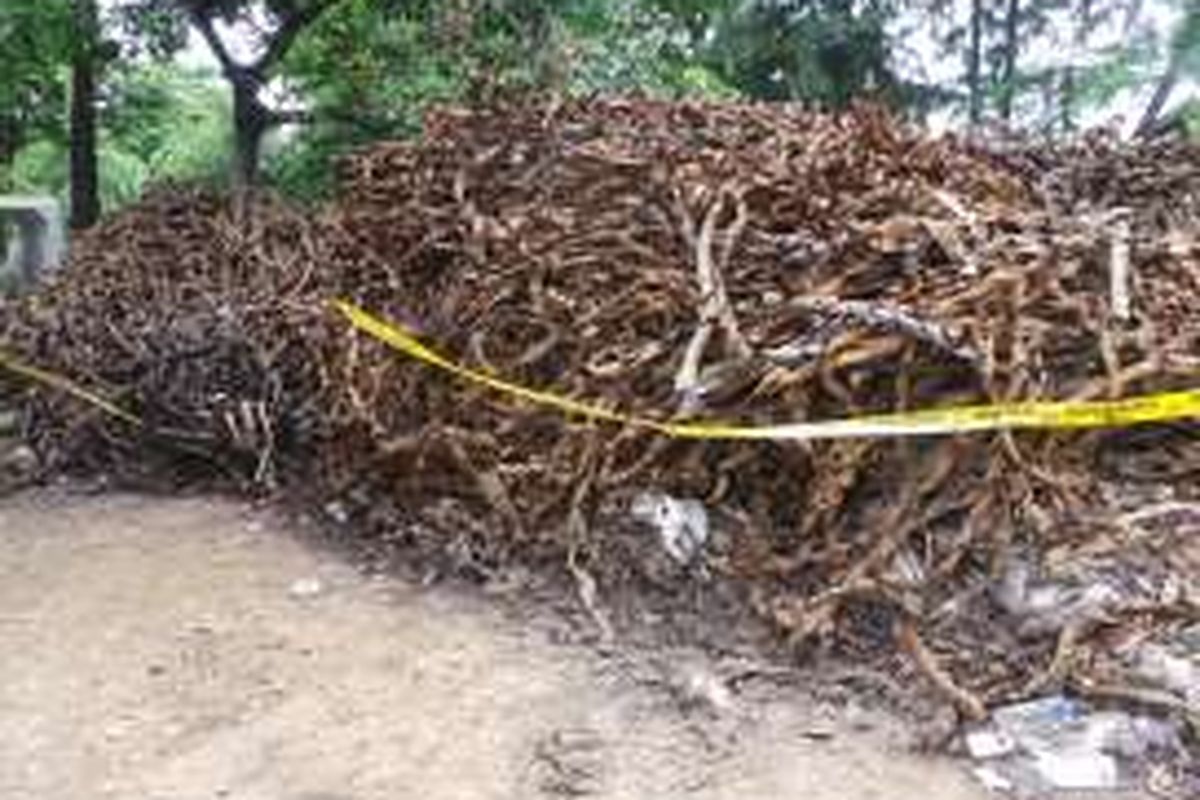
[{"left": 2, "top": 98, "right": 1197, "bottom": 719}]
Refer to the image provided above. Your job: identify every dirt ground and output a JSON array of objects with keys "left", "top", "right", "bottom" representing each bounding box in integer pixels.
[{"left": 0, "top": 489, "right": 993, "bottom": 800}]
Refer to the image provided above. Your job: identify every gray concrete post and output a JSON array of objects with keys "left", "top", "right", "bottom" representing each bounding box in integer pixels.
[{"left": 1, "top": 196, "right": 66, "bottom": 290}]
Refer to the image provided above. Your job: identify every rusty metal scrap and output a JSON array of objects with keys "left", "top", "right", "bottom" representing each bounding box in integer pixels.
[{"left": 1, "top": 98, "right": 1197, "bottom": 711}]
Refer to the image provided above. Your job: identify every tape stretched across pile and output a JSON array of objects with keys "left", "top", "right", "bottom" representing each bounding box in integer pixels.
[
  {"left": 7, "top": 300, "right": 1198, "bottom": 440},
  {"left": 4, "top": 101, "right": 1200, "bottom": 715},
  {"left": 0, "top": 348, "right": 140, "bottom": 426},
  {"left": 334, "top": 300, "right": 1200, "bottom": 440}
]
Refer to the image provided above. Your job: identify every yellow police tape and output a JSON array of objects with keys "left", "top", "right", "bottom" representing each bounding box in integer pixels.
[
  {"left": 3, "top": 302, "right": 1197, "bottom": 440},
  {"left": 335, "top": 299, "right": 1200, "bottom": 441},
  {"left": 0, "top": 347, "right": 140, "bottom": 426}
]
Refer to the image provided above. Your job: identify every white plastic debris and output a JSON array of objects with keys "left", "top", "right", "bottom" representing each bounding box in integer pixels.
[
  {"left": 965, "top": 728, "right": 1016, "bottom": 760},
  {"left": 965, "top": 695, "right": 1186, "bottom": 795},
  {"left": 630, "top": 491, "right": 709, "bottom": 566},
  {"left": 993, "top": 556, "right": 1120, "bottom": 637},
  {"left": 675, "top": 663, "right": 736, "bottom": 714},
  {"left": 323, "top": 501, "right": 349, "bottom": 525},
  {"left": 1135, "top": 644, "right": 1200, "bottom": 708},
  {"left": 1031, "top": 748, "right": 1119, "bottom": 790},
  {"left": 990, "top": 695, "right": 1085, "bottom": 745},
  {"left": 971, "top": 766, "right": 1014, "bottom": 792},
  {"left": 289, "top": 577, "right": 324, "bottom": 599},
  {"left": 1, "top": 444, "right": 37, "bottom": 474}
]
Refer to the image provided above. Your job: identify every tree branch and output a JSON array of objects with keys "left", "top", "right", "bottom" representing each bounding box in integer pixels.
[
  {"left": 184, "top": 4, "right": 238, "bottom": 80},
  {"left": 267, "top": 107, "right": 394, "bottom": 129},
  {"left": 1135, "top": 62, "right": 1180, "bottom": 138},
  {"left": 967, "top": 0, "right": 982, "bottom": 127},
  {"left": 999, "top": 0, "right": 1020, "bottom": 122},
  {"left": 1123, "top": 0, "right": 1146, "bottom": 34},
  {"left": 254, "top": 0, "right": 339, "bottom": 75},
  {"left": 269, "top": 108, "right": 317, "bottom": 125}
]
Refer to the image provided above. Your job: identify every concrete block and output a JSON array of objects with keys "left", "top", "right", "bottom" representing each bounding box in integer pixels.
[{"left": 1, "top": 196, "right": 66, "bottom": 290}]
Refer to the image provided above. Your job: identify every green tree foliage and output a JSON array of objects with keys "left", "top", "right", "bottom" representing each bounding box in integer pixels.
[
  {"left": 920, "top": 0, "right": 1170, "bottom": 132},
  {"left": 1, "top": 0, "right": 228, "bottom": 210},
  {"left": 702, "top": 0, "right": 901, "bottom": 107},
  {"left": 0, "top": 1, "right": 72, "bottom": 188},
  {"left": 284, "top": 0, "right": 460, "bottom": 136},
  {"left": 266, "top": 1, "right": 453, "bottom": 200},
  {"left": 8, "top": 64, "right": 230, "bottom": 210},
  {"left": 532, "top": 0, "right": 735, "bottom": 96},
  {"left": 104, "top": 64, "right": 232, "bottom": 182},
  {"left": 270, "top": 0, "right": 736, "bottom": 199},
  {"left": 8, "top": 0, "right": 1199, "bottom": 218},
  {"left": 1136, "top": 0, "right": 1200, "bottom": 134},
  {"left": 112, "top": 0, "right": 341, "bottom": 189}
]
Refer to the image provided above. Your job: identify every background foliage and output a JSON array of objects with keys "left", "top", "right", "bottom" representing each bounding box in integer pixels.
[{"left": 2, "top": 0, "right": 1199, "bottom": 213}]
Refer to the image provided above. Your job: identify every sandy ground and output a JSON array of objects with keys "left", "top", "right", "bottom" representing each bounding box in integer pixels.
[{"left": 0, "top": 490, "right": 991, "bottom": 800}]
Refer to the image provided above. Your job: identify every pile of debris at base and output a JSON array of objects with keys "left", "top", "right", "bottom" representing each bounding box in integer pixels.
[{"left": 1, "top": 99, "right": 1197, "bottom": 738}]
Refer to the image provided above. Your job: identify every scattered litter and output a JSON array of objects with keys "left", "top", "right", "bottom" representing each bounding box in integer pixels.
[
  {"left": 322, "top": 501, "right": 349, "bottom": 526},
  {"left": 1, "top": 443, "right": 36, "bottom": 474},
  {"left": 675, "top": 663, "right": 736, "bottom": 714},
  {"left": 1, "top": 99, "right": 1198, "bottom": 719},
  {"left": 630, "top": 491, "right": 709, "bottom": 567},
  {"left": 1134, "top": 645, "right": 1200, "bottom": 709},
  {"left": 964, "top": 695, "right": 1189, "bottom": 794},
  {"left": 289, "top": 578, "right": 324, "bottom": 599},
  {"left": 992, "top": 556, "right": 1120, "bottom": 638},
  {"left": 972, "top": 765, "right": 1014, "bottom": 792},
  {"left": 965, "top": 728, "right": 1016, "bottom": 760}
]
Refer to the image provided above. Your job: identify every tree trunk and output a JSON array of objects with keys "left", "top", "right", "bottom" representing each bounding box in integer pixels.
[
  {"left": 1060, "top": 67, "right": 1075, "bottom": 133},
  {"left": 1135, "top": 63, "right": 1179, "bottom": 137},
  {"left": 968, "top": 0, "right": 983, "bottom": 127},
  {"left": 186, "top": 1, "right": 335, "bottom": 206},
  {"left": 999, "top": 0, "right": 1019, "bottom": 123},
  {"left": 0, "top": 117, "right": 19, "bottom": 191},
  {"left": 231, "top": 77, "right": 269, "bottom": 190},
  {"left": 69, "top": 0, "right": 100, "bottom": 230},
  {"left": 1134, "top": 1, "right": 1197, "bottom": 137},
  {"left": 1061, "top": 0, "right": 1094, "bottom": 135}
]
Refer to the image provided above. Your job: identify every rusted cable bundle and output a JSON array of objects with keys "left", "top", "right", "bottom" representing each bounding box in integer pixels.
[{"left": 2, "top": 99, "right": 1197, "bottom": 712}]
